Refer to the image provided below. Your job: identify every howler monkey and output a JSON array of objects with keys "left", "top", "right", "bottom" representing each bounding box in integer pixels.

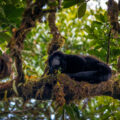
[{"left": 48, "top": 51, "right": 112, "bottom": 84}]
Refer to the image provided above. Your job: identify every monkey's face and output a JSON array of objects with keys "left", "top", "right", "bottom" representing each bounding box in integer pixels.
[{"left": 48, "top": 56, "right": 61, "bottom": 74}]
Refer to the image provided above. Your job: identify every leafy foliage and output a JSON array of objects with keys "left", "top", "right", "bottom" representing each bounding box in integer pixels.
[
  {"left": 0, "top": 0, "right": 120, "bottom": 119},
  {"left": 0, "top": 0, "right": 25, "bottom": 53},
  {"left": 1, "top": 97, "right": 120, "bottom": 119}
]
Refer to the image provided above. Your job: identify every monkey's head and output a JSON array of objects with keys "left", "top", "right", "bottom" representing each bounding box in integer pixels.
[{"left": 48, "top": 51, "right": 66, "bottom": 74}]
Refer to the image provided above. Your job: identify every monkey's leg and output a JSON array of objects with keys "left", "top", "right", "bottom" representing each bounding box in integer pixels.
[{"left": 67, "top": 71, "right": 111, "bottom": 84}]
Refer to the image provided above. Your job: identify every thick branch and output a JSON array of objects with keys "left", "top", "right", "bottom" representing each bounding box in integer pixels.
[
  {"left": 0, "top": 74, "right": 119, "bottom": 104},
  {"left": 47, "top": 0, "right": 64, "bottom": 55}
]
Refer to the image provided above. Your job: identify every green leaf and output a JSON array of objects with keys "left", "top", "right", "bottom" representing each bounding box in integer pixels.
[
  {"left": 78, "top": 2, "right": 86, "bottom": 18},
  {"left": 0, "top": 50, "right": 2, "bottom": 55},
  {"left": 65, "top": 105, "right": 75, "bottom": 119},
  {"left": 0, "top": 7, "right": 5, "bottom": 17},
  {"left": 71, "top": 103, "right": 81, "bottom": 119},
  {"left": 12, "top": 80, "right": 19, "bottom": 96},
  {"left": 85, "top": 25, "right": 92, "bottom": 33},
  {"left": 48, "top": 1, "right": 58, "bottom": 7},
  {"left": 95, "top": 13, "right": 106, "bottom": 22},
  {"left": 64, "top": 104, "right": 80, "bottom": 120},
  {"left": 92, "top": 21, "right": 102, "bottom": 27},
  {"left": 63, "top": 0, "right": 84, "bottom": 8},
  {"left": 3, "top": 4, "right": 24, "bottom": 24},
  {"left": 0, "top": 32, "right": 11, "bottom": 43}
]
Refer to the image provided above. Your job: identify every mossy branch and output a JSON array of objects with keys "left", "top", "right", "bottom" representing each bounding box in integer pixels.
[{"left": 0, "top": 74, "right": 120, "bottom": 106}]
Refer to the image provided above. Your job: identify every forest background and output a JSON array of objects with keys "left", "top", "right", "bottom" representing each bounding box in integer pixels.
[{"left": 0, "top": 0, "right": 120, "bottom": 119}]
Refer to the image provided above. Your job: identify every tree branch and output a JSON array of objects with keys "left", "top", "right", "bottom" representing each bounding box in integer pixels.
[{"left": 0, "top": 74, "right": 119, "bottom": 105}]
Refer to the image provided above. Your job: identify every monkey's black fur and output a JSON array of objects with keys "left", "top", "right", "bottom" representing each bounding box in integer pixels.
[{"left": 48, "top": 51, "right": 112, "bottom": 84}]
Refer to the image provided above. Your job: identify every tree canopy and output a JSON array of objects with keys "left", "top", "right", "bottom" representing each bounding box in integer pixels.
[{"left": 0, "top": 0, "right": 120, "bottom": 119}]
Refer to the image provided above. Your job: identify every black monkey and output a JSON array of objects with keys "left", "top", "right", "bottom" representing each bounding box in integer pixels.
[{"left": 48, "top": 51, "right": 112, "bottom": 84}]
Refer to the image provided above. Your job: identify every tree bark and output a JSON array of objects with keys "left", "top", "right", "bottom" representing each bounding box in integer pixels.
[{"left": 0, "top": 74, "right": 119, "bottom": 105}]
